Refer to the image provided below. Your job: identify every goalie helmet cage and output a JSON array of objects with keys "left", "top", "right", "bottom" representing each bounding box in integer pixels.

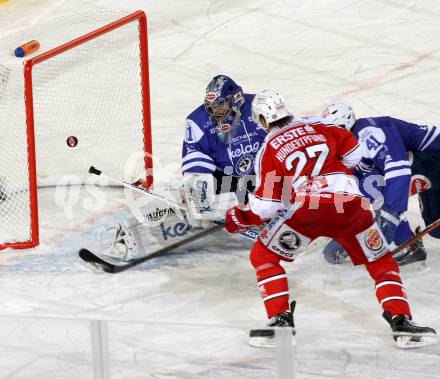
[{"left": 0, "top": 10, "right": 153, "bottom": 250}]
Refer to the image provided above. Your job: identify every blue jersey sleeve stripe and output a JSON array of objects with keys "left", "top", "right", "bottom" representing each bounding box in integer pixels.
[
  {"left": 182, "top": 151, "right": 214, "bottom": 163},
  {"left": 182, "top": 161, "right": 216, "bottom": 173},
  {"left": 384, "top": 165, "right": 411, "bottom": 174},
  {"left": 384, "top": 168, "right": 412, "bottom": 181},
  {"left": 418, "top": 125, "right": 437, "bottom": 150},
  {"left": 182, "top": 157, "right": 215, "bottom": 166},
  {"left": 419, "top": 126, "right": 440, "bottom": 151},
  {"left": 182, "top": 166, "right": 214, "bottom": 174},
  {"left": 384, "top": 160, "right": 410, "bottom": 170}
]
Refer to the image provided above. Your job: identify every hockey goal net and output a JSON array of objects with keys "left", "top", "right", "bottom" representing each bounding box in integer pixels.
[{"left": 0, "top": 10, "right": 153, "bottom": 250}]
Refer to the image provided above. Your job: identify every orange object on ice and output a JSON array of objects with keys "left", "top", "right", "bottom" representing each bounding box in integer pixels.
[{"left": 14, "top": 40, "right": 41, "bottom": 57}]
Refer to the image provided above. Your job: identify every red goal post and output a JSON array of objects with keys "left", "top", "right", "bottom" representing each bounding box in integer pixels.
[{"left": 0, "top": 10, "right": 153, "bottom": 250}]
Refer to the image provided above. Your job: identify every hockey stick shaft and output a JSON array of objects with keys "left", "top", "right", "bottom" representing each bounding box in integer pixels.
[
  {"left": 391, "top": 217, "right": 440, "bottom": 255},
  {"left": 89, "top": 166, "right": 185, "bottom": 210},
  {"left": 80, "top": 222, "right": 258, "bottom": 273},
  {"left": 89, "top": 165, "right": 260, "bottom": 241},
  {"left": 81, "top": 223, "right": 226, "bottom": 273},
  {"left": 117, "top": 224, "right": 223, "bottom": 272}
]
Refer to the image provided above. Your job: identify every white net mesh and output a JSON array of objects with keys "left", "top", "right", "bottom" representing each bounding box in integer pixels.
[{"left": 0, "top": 10, "right": 150, "bottom": 247}]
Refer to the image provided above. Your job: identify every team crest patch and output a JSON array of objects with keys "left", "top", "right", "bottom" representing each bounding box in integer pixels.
[
  {"left": 206, "top": 92, "right": 217, "bottom": 102},
  {"left": 235, "top": 154, "right": 254, "bottom": 174},
  {"left": 364, "top": 228, "right": 383, "bottom": 251}
]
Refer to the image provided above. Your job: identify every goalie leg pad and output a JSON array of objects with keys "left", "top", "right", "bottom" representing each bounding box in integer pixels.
[{"left": 101, "top": 203, "right": 214, "bottom": 262}]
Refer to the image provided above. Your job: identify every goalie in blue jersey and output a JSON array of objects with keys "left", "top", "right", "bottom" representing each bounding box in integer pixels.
[
  {"left": 321, "top": 103, "right": 440, "bottom": 266},
  {"left": 181, "top": 75, "right": 268, "bottom": 220},
  {"left": 84, "top": 75, "right": 267, "bottom": 263}
]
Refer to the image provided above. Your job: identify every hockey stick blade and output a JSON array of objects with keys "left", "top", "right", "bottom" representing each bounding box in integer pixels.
[
  {"left": 395, "top": 335, "right": 438, "bottom": 349},
  {"left": 79, "top": 248, "right": 123, "bottom": 273},
  {"left": 392, "top": 217, "right": 440, "bottom": 255},
  {"left": 79, "top": 223, "right": 225, "bottom": 273}
]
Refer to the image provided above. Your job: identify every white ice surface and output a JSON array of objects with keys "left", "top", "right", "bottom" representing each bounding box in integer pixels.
[{"left": 1, "top": 0, "right": 440, "bottom": 378}]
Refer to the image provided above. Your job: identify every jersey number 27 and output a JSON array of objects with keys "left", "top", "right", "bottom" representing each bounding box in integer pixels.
[{"left": 285, "top": 143, "right": 329, "bottom": 181}]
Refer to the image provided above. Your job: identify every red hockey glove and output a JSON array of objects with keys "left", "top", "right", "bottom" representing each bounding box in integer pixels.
[{"left": 225, "top": 206, "right": 263, "bottom": 233}]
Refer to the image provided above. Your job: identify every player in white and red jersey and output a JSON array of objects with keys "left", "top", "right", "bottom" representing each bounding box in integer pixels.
[{"left": 225, "top": 89, "right": 436, "bottom": 349}]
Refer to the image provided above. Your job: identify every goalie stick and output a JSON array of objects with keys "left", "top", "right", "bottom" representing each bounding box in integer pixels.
[
  {"left": 90, "top": 164, "right": 259, "bottom": 240},
  {"left": 81, "top": 166, "right": 261, "bottom": 273},
  {"left": 88, "top": 166, "right": 185, "bottom": 211},
  {"left": 79, "top": 222, "right": 258, "bottom": 273}
]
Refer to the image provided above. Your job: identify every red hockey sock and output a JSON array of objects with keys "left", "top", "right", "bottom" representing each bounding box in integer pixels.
[
  {"left": 250, "top": 240, "right": 290, "bottom": 318},
  {"left": 365, "top": 253, "right": 411, "bottom": 317}
]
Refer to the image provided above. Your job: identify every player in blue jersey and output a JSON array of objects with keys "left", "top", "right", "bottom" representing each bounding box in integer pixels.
[
  {"left": 181, "top": 75, "right": 268, "bottom": 219},
  {"left": 321, "top": 103, "right": 440, "bottom": 266},
  {"left": 85, "top": 76, "right": 267, "bottom": 262}
]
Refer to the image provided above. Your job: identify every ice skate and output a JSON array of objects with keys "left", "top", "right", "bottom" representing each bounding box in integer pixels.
[
  {"left": 393, "top": 228, "right": 427, "bottom": 267},
  {"left": 383, "top": 311, "right": 437, "bottom": 349},
  {"left": 249, "top": 301, "right": 296, "bottom": 348}
]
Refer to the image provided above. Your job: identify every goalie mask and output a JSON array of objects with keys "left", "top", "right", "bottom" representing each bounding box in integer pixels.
[
  {"left": 251, "top": 89, "right": 290, "bottom": 130},
  {"left": 322, "top": 103, "right": 356, "bottom": 131},
  {"left": 204, "top": 75, "right": 245, "bottom": 123}
]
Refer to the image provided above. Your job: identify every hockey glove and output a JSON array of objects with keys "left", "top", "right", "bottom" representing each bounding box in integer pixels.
[
  {"left": 322, "top": 239, "right": 348, "bottom": 264},
  {"left": 355, "top": 158, "right": 374, "bottom": 177},
  {"left": 377, "top": 207, "right": 401, "bottom": 244},
  {"left": 225, "top": 206, "right": 263, "bottom": 233}
]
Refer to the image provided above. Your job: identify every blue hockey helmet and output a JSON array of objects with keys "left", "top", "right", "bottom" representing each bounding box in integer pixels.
[{"left": 204, "top": 75, "right": 245, "bottom": 122}]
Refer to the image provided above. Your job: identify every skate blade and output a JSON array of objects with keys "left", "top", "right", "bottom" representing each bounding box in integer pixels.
[
  {"left": 396, "top": 335, "right": 438, "bottom": 349},
  {"left": 399, "top": 259, "right": 430, "bottom": 272},
  {"left": 248, "top": 335, "right": 296, "bottom": 348},
  {"left": 414, "top": 261, "right": 430, "bottom": 273}
]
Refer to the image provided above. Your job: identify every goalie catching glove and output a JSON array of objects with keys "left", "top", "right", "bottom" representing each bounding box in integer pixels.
[{"left": 225, "top": 205, "right": 263, "bottom": 233}]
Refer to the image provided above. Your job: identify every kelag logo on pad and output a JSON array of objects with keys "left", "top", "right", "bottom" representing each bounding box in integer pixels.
[{"left": 160, "top": 217, "right": 203, "bottom": 240}]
